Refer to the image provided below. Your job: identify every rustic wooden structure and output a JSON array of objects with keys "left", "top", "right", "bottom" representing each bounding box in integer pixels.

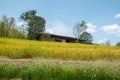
[{"left": 38, "top": 33, "right": 85, "bottom": 43}]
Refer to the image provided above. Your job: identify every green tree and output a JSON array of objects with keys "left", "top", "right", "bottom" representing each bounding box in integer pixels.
[
  {"left": 0, "top": 15, "right": 15, "bottom": 37},
  {"left": 80, "top": 31, "right": 93, "bottom": 44},
  {"left": 73, "top": 21, "right": 89, "bottom": 42},
  {"left": 73, "top": 21, "right": 87, "bottom": 40},
  {"left": 9, "top": 28, "right": 26, "bottom": 39},
  {"left": 116, "top": 42, "right": 120, "bottom": 46},
  {"left": 40, "top": 33, "right": 50, "bottom": 41},
  {"left": 0, "top": 21, "right": 5, "bottom": 37},
  {"left": 0, "top": 15, "right": 26, "bottom": 39},
  {"left": 20, "top": 10, "right": 46, "bottom": 40}
]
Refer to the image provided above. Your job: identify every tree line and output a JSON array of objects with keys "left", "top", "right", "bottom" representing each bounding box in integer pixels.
[
  {"left": 0, "top": 15, "right": 25, "bottom": 39},
  {"left": 0, "top": 10, "right": 92, "bottom": 43},
  {"left": 0, "top": 9, "right": 119, "bottom": 45},
  {"left": 20, "top": 10, "right": 93, "bottom": 44},
  {"left": 73, "top": 21, "right": 93, "bottom": 44}
]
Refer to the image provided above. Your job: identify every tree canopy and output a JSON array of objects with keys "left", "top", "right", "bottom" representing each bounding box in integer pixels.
[
  {"left": 73, "top": 21, "right": 87, "bottom": 41},
  {"left": 0, "top": 15, "right": 15, "bottom": 37},
  {"left": 116, "top": 42, "right": 120, "bottom": 46},
  {"left": 80, "top": 31, "right": 93, "bottom": 44},
  {"left": 0, "top": 15, "right": 25, "bottom": 38},
  {"left": 20, "top": 10, "right": 46, "bottom": 40},
  {"left": 73, "top": 21, "right": 93, "bottom": 43}
]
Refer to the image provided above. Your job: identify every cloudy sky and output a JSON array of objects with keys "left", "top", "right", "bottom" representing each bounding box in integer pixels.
[{"left": 0, "top": 0, "right": 120, "bottom": 45}]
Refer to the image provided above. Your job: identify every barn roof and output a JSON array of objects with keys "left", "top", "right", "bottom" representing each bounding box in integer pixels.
[{"left": 50, "top": 34, "right": 85, "bottom": 41}]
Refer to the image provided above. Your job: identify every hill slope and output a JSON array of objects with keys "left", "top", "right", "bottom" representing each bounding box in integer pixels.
[
  {"left": 0, "top": 38, "right": 120, "bottom": 60},
  {"left": 0, "top": 38, "right": 120, "bottom": 80}
]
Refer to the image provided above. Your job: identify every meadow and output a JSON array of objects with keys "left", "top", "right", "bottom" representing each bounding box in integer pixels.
[
  {"left": 0, "top": 38, "right": 120, "bottom": 80},
  {"left": 0, "top": 58, "right": 120, "bottom": 80},
  {"left": 0, "top": 38, "right": 120, "bottom": 60}
]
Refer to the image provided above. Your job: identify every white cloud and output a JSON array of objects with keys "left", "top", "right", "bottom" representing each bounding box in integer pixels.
[
  {"left": 96, "top": 39, "right": 109, "bottom": 44},
  {"left": 86, "top": 23, "right": 97, "bottom": 33},
  {"left": 100, "top": 24, "right": 120, "bottom": 36},
  {"left": 16, "top": 22, "right": 24, "bottom": 27},
  {"left": 45, "top": 28, "right": 53, "bottom": 34},
  {"left": 46, "top": 21, "right": 70, "bottom": 36},
  {"left": 115, "top": 13, "right": 120, "bottom": 19}
]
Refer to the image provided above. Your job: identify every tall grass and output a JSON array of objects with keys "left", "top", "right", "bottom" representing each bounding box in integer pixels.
[
  {"left": 0, "top": 38, "right": 120, "bottom": 60},
  {"left": 0, "top": 59, "right": 120, "bottom": 80}
]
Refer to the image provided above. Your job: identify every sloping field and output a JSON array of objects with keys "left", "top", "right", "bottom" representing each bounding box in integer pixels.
[
  {"left": 0, "top": 38, "right": 120, "bottom": 60},
  {"left": 0, "top": 38, "right": 120, "bottom": 80}
]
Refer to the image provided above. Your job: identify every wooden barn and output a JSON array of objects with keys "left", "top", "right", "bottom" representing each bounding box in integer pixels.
[{"left": 38, "top": 33, "right": 85, "bottom": 43}]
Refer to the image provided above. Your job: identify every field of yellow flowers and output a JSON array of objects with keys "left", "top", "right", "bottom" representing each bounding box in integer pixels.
[{"left": 0, "top": 38, "right": 120, "bottom": 60}]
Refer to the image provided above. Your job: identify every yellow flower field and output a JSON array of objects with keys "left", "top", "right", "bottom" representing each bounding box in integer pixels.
[{"left": 0, "top": 38, "right": 120, "bottom": 60}]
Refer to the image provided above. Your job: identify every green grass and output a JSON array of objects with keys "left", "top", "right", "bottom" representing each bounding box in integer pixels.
[{"left": 0, "top": 59, "right": 120, "bottom": 80}]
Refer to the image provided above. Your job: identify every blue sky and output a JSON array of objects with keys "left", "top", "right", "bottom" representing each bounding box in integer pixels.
[{"left": 0, "top": 0, "right": 120, "bottom": 45}]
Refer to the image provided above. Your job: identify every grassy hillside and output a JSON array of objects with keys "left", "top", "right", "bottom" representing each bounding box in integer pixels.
[
  {"left": 0, "top": 38, "right": 120, "bottom": 80},
  {"left": 0, "top": 38, "right": 120, "bottom": 60}
]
